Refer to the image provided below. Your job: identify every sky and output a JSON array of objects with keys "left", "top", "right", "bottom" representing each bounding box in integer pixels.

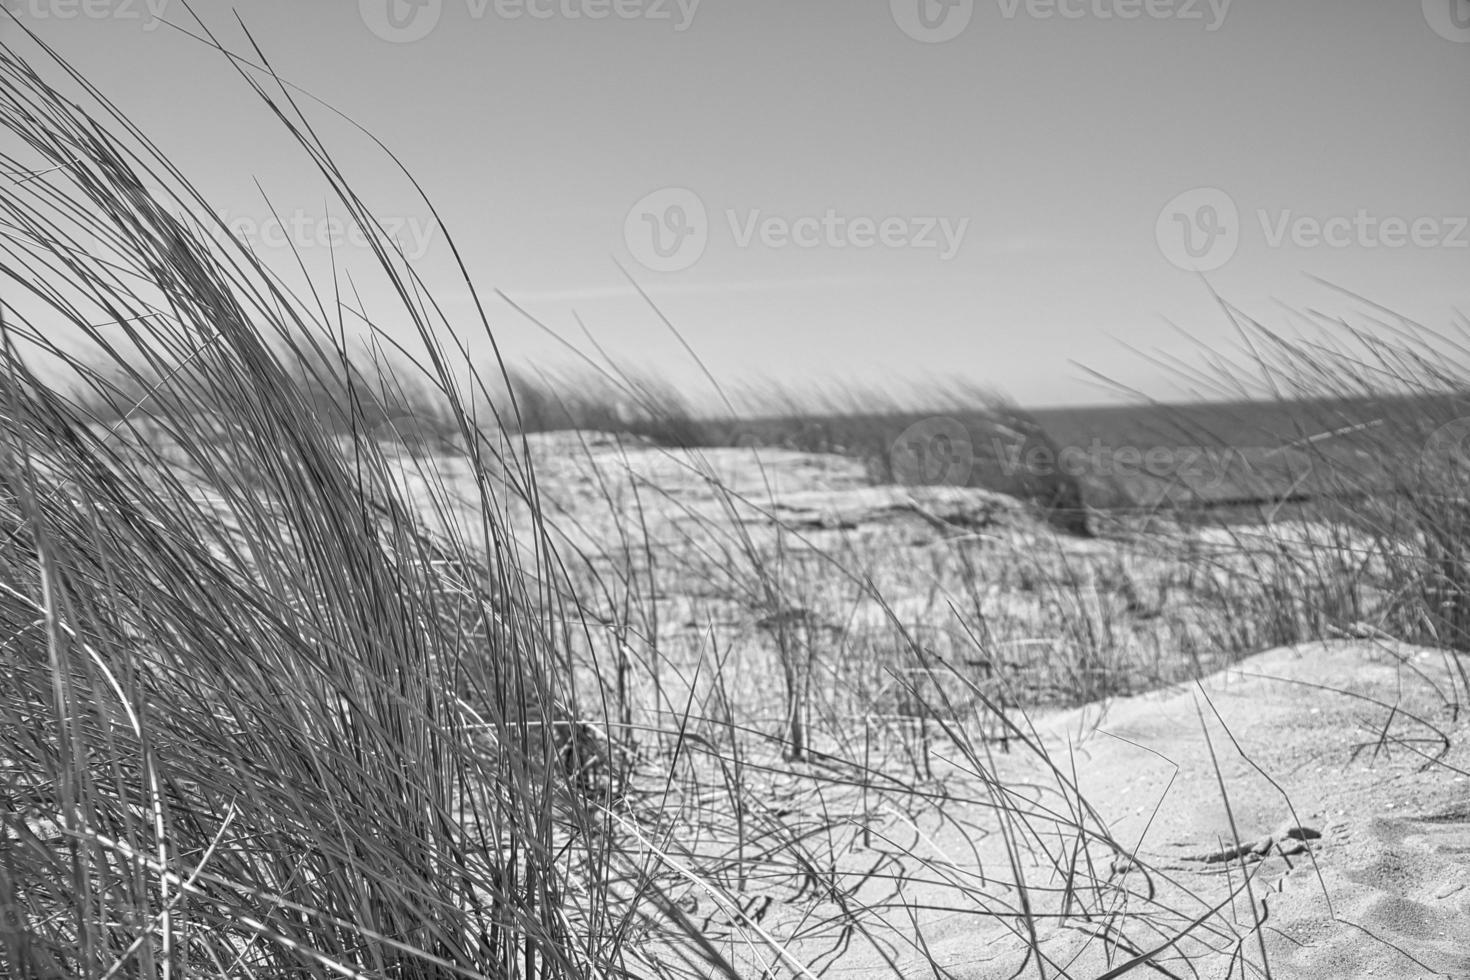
[{"left": 1, "top": 0, "right": 1467, "bottom": 407}]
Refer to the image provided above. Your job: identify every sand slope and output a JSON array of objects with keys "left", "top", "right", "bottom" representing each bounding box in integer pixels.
[{"left": 751, "top": 641, "right": 1469, "bottom": 979}]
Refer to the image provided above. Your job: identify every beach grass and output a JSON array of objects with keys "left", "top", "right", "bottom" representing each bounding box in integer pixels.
[{"left": 1, "top": 21, "right": 1467, "bottom": 980}]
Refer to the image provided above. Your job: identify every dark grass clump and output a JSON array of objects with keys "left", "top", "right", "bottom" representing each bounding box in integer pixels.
[{"left": 0, "top": 27, "right": 726, "bottom": 980}]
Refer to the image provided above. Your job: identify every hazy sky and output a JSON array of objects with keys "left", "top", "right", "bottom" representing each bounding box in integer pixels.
[{"left": 3, "top": 0, "right": 1467, "bottom": 406}]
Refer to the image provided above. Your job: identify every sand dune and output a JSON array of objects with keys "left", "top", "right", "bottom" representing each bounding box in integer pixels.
[{"left": 737, "top": 641, "right": 1470, "bottom": 979}]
